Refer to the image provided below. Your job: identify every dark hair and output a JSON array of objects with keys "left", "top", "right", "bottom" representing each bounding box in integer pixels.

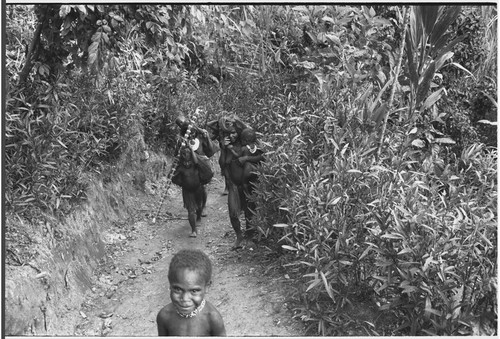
[
  {"left": 241, "top": 128, "right": 256, "bottom": 143},
  {"left": 176, "top": 115, "right": 198, "bottom": 137},
  {"left": 168, "top": 249, "right": 212, "bottom": 283}
]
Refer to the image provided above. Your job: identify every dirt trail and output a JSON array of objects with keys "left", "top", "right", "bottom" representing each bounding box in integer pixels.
[{"left": 72, "top": 174, "right": 305, "bottom": 336}]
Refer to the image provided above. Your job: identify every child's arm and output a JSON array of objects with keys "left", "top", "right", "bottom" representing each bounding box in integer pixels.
[
  {"left": 199, "top": 128, "right": 218, "bottom": 157},
  {"left": 238, "top": 148, "right": 264, "bottom": 165},
  {"left": 156, "top": 310, "right": 169, "bottom": 336},
  {"left": 209, "top": 311, "right": 227, "bottom": 336}
]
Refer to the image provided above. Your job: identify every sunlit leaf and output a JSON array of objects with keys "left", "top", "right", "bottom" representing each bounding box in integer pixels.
[
  {"left": 435, "top": 137, "right": 455, "bottom": 144},
  {"left": 76, "top": 5, "right": 87, "bottom": 15},
  {"left": 397, "top": 248, "right": 413, "bottom": 255},
  {"left": 412, "top": 139, "right": 425, "bottom": 148},
  {"left": 291, "top": 6, "right": 309, "bottom": 13},
  {"left": 381, "top": 233, "right": 404, "bottom": 240},
  {"left": 306, "top": 278, "right": 322, "bottom": 292},
  {"left": 321, "top": 16, "right": 335, "bottom": 24},
  {"left": 320, "top": 271, "right": 335, "bottom": 300},
  {"left": 421, "top": 88, "right": 445, "bottom": 110},
  {"left": 408, "top": 127, "right": 418, "bottom": 135},
  {"left": 325, "top": 33, "right": 341, "bottom": 46},
  {"left": 281, "top": 245, "right": 297, "bottom": 251},
  {"left": 435, "top": 51, "right": 453, "bottom": 71},
  {"left": 59, "top": 5, "right": 72, "bottom": 18},
  {"left": 478, "top": 120, "right": 498, "bottom": 126}
]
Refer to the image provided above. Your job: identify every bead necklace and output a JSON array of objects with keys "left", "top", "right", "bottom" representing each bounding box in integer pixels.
[
  {"left": 176, "top": 299, "right": 206, "bottom": 318},
  {"left": 246, "top": 144, "right": 257, "bottom": 154}
]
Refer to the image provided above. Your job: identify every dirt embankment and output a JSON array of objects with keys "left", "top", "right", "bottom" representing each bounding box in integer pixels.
[{"left": 4, "top": 175, "right": 129, "bottom": 335}]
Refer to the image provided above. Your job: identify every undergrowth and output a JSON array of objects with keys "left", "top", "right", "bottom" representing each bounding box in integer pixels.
[{"left": 246, "top": 77, "right": 497, "bottom": 335}]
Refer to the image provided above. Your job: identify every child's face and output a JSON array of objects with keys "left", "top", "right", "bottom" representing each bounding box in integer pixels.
[{"left": 169, "top": 268, "right": 208, "bottom": 314}]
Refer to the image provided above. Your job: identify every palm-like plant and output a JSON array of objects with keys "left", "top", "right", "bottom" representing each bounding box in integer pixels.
[{"left": 405, "top": 5, "right": 464, "bottom": 120}]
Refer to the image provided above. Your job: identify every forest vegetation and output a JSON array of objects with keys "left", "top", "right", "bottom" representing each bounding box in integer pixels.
[{"left": 4, "top": 4, "right": 497, "bottom": 335}]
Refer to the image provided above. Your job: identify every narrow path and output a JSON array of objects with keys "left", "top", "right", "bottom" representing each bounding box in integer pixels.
[{"left": 73, "top": 175, "right": 305, "bottom": 336}]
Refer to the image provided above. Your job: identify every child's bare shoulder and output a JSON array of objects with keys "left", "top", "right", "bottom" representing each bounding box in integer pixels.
[
  {"left": 157, "top": 303, "right": 176, "bottom": 320},
  {"left": 204, "top": 301, "right": 224, "bottom": 319},
  {"left": 205, "top": 300, "right": 219, "bottom": 310},
  {"left": 204, "top": 301, "right": 226, "bottom": 335}
]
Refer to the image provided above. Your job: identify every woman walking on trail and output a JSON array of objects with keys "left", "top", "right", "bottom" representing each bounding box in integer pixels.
[
  {"left": 175, "top": 116, "right": 217, "bottom": 218},
  {"left": 207, "top": 114, "right": 249, "bottom": 195},
  {"left": 214, "top": 115, "right": 264, "bottom": 249},
  {"left": 225, "top": 126, "right": 265, "bottom": 249},
  {"left": 226, "top": 127, "right": 265, "bottom": 199},
  {"left": 171, "top": 145, "right": 209, "bottom": 238}
]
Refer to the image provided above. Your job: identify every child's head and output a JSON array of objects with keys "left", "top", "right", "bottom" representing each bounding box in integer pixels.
[
  {"left": 240, "top": 128, "right": 257, "bottom": 146},
  {"left": 168, "top": 249, "right": 213, "bottom": 314},
  {"left": 168, "top": 249, "right": 212, "bottom": 284}
]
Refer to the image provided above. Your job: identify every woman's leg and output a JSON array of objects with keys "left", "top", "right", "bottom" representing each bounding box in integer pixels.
[
  {"left": 198, "top": 185, "right": 207, "bottom": 220},
  {"left": 183, "top": 189, "right": 198, "bottom": 237},
  {"left": 227, "top": 180, "right": 243, "bottom": 249}
]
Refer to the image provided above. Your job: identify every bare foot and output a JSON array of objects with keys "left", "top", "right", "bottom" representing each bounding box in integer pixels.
[{"left": 231, "top": 236, "right": 244, "bottom": 250}]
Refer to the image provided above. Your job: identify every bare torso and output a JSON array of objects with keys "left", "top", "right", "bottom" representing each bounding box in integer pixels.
[
  {"left": 157, "top": 301, "right": 226, "bottom": 336},
  {"left": 226, "top": 144, "right": 245, "bottom": 186}
]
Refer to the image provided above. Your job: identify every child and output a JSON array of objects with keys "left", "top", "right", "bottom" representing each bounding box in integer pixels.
[
  {"left": 226, "top": 128, "right": 265, "bottom": 194},
  {"left": 157, "top": 249, "right": 226, "bottom": 336},
  {"left": 171, "top": 145, "right": 206, "bottom": 238}
]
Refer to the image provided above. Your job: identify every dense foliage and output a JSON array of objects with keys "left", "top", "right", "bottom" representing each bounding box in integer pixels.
[{"left": 5, "top": 4, "right": 497, "bottom": 335}]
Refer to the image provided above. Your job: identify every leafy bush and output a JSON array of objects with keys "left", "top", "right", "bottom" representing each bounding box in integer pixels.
[
  {"left": 245, "top": 53, "right": 497, "bottom": 333},
  {"left": 252, "top": 109, "right": 497, "bottom": 335},
  {"left": 4, "top": 69, "right": 149, "bottom": 217}
]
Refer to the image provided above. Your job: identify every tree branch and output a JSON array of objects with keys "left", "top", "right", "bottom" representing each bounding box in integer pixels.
[{"left": 18, "top": 5, "right": 47, "bottom": 85}]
